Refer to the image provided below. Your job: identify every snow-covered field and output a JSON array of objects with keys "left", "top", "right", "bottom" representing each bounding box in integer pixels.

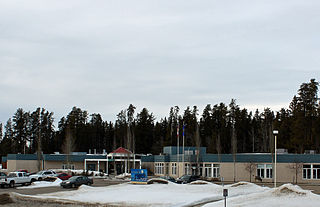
[{"left": 21, "top": 181, "right": 320, "bottom": 207}]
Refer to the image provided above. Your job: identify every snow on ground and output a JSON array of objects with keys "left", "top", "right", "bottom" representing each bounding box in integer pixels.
[
  {"left": 115, "top": 172, "right": 131, "bottom": 180},
  {"left": 18, "top": 178, "right": 62, "bottom": 189},
  {"left": 29, "top": 182, "right": 223, "bottom": 206},
  {"left": 204, "top": 183, "right": 320, "bottom": 207},
  {"left": 52, "top": 169, "right": 107, "bottom": 177},
  {"left": 22, "top": 181, "right": 320, "bottom": 207}
]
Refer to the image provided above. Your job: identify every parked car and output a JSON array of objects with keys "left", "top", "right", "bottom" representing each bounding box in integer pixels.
[
  {"left": 29, "top": 170, "right": 57, "bottom": 182},
  {"left": 60, "top": 176, "right": 93, "bottom": 188},
  {"left": 0, "top": 172, "right": 32, "bottom": 188},
  {"left": 160, "top": 176, "right": 176, "bottom": 183},
  {"left": 176, "top": 175, "right": 200, "bottom": 184},
  {"left": 57, "top": 173, "right": 72, "bottom": 181}
]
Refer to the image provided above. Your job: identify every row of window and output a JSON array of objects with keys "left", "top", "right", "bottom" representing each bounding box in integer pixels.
[
  {"left": 155, "top": 163, "right": 320, "bottom": 180},
  {"left": 156, "top": 162, "right": 220, "bottom": 178},
  {"left": 303, "top": 164, "right": 320, "bottom": 179}
]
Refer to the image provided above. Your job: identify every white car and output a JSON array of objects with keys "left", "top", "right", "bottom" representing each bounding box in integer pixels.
[
  {"left": 0, "top": 172, "right": 32, "bottom": 188},
  {"left": 29, "top": 170, "right": 57, "bottom": 181}
]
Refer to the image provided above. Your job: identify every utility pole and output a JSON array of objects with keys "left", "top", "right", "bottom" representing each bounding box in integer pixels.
[
  {"left": 177, "top": 121, "right": 179, "bottom": 177},
  {"left": 273, "top": 130, "right": 278, "bottom": 188},
  {"left": 182, "top": 122, "right": 185, "bottom": 175}
]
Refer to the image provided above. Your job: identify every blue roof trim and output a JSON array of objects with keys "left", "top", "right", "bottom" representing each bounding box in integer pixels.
[
  {"left": 142, "top": 154, "right": 320, "bottom": 163},
  {"left": 6, "top": 154, "right": 106, "bottom": 162},
  {"left": 7, "top": 154, "right": 38, "bottom": 160},
  {"left": 141, "top": 156, "right": 154, "bottom": 162},
  {"left": 44, "top": 154, "right": 106, "bottom": 162}
]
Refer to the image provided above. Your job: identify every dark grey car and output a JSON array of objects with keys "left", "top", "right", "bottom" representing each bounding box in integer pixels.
[
  {"left": 60, "top": 176, "right": 93, "bottom": 188},
  {"left": 176, "top": 175, "right": 200, "bottom": 184}
]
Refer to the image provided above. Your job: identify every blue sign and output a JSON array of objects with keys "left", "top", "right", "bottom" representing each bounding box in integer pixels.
[{"left": 131, "top": 169, "right": 148, "bottom": 183}]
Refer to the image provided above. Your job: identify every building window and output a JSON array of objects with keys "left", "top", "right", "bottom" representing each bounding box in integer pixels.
[
  {"left": 257, "top": 164, "right": 272, "bottom": 179},
  {"left": 265, "top": 164, "right": 273, "bottom": 179},
  {"left": 185, "top": 163, "right": 191, "bottom": 175},
  {"left": 172, "top": 163, "right": 177, "bottom": 175},
  {"left": 155, "top": 163, "right": 164, "bottom": 174},
  {"left": 63, "top": 164, "right": 75, "bottom": 170},
  {"left": 213, "top": 164, "right": 220, "bottom": 178},
  {"left": 313, "top": 165, "right": 320, "bottom": 179},
  {"left": 203, "top": 164, "right": 220, "bottom": 178},
  {"left": 205, "top": 164, "right": 212, "bottom": 177},
  {"left": 302, "top": 164, "right": 320, "bottom": 180}
]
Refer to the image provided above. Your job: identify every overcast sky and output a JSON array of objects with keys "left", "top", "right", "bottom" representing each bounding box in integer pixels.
[{"left": 0, "top": 0, "right": 319, "bottom": 125}]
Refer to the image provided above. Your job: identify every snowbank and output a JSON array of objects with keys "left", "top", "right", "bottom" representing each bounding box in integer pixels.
[
  {"left": 28, "top": 181, "right": 223, "bottom": 206},
  {"left": 20, "top": 181, "right": 320, "bottom": 207},
  {"left": 18, "top": 178, "right": 62, "bottom": 189},
  {"left": 205, "top": 183, "right": 320, "bottom": 207}
]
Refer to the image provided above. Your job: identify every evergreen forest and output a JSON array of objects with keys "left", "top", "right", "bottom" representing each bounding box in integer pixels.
[{"left": 0, "top": 79, "right": 319, "bottom": 157}]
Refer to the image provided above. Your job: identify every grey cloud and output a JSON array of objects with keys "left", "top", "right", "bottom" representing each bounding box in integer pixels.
[{"left": 0, "top": 0, "right": 320, "bottom": 124}]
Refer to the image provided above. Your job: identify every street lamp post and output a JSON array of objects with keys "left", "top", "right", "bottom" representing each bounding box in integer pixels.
[{"left": 273, "top": 130, "right": 279, "bottom": 188}]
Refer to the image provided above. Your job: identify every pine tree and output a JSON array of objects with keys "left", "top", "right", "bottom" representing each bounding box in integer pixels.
[
  {"left": 135, "top": 108, "right": 155, "bottom": 154},
  {"left": 12, "top": 108, "right": 29, "bottom": 153}
]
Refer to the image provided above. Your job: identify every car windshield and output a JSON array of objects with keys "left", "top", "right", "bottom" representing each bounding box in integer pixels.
[
  {"left": 68, "top": 176, "right": 78, "bottom": 181},
  {"left": 36, "top": 171, "right": 44, "bottom": 175},
  {"left": 180, "top": 175, "right": 191, "bottom": 180}
]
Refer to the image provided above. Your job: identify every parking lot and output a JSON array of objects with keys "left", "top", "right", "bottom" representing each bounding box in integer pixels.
[
  {"left": 0, "top": 178, "right": 128, "bottom": 195},
  {"left": 1, "top": 178, "right": 320, "bottom": 207},
  {"left": 0, "top": 178, "right": 129, "bottom": 206}
]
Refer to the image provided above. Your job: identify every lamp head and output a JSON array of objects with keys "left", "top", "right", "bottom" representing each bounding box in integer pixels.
[{"left": 273, "top": 130, "right": 279, "bottom": 135}]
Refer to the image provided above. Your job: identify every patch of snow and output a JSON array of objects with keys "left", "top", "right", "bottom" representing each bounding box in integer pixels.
[
  {"left": 18, "top": 178, "right": 62, "bottom": 189},
  {"left": 115, "top": 173, "right": 131, "bottom": 180},
  {"left": 189, "top": 180, "right": 215, "bottom": 185},
  {"left": 146, "top": 178, "right": 168, "bottom": 184}
]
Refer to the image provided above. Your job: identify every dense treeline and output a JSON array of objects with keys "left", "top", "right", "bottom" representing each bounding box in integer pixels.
[{"left": 0, "top": 79, "right": 319, "bottom": 156}]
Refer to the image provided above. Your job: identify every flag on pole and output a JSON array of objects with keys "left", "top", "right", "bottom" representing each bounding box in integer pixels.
[
  {"left": 177, "top": 122, "right": 179, "bottom": 138},
  {"left": 183, "top": 124, "right": 185, "bottom": 137}
]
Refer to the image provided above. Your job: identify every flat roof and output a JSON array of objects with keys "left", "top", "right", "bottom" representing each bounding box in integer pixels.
[{"left": 142, "top": 153, "right": 320, "bottom": 163}]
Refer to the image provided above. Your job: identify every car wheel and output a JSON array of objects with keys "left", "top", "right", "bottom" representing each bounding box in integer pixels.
[
  {"left": 87, "top": 182, "right": 91, "bottom": 186},
  {"left": 71, "top": 183, "right": 75, "bottom": 188},
  {"left": 38, "top": 177, "right": 42, "bottom": 181},
  {"left": 9, "top": 181, "right": 15, "bottom": 188},
  {"left": 31, "top": 178, "right": 36, "bottom": 183}
]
